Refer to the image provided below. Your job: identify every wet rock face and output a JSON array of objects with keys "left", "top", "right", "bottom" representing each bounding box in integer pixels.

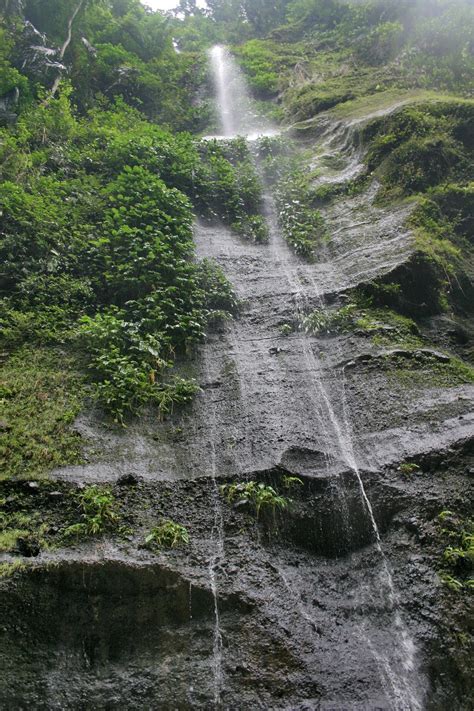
[
  {"left": 14, "top": 21, "right": 65, "bottom": 84},
  {"left": 0, "top": 562, "right": 242, "bottom": 708},
  {"left": 0, "top": 451, "right": 471, "bottom": 709},
  {"left": 0, "top": 559, "right": 318, "bottom": 709},
  {"left": 3, "top": 103, "right": 472, "bottom": 709}
]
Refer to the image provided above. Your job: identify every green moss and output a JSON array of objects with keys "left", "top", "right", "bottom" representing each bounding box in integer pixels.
[
  {"left": 0, "top": 528, "right": 29, "bottom": 552},
  {"left": 388, "top": 354, "right": 474, "bottom": 388},
  {"left": 303, "top": 301, "right": 423, "bottom": 347},
  {"left": 0, "top": 347, "right": 84, "bottom": 481},
  {"left": 364, "top": 101, "right": 474, "bottom": 200},
  {"left": 0, "top": 560, "right": 28, "bottom": 579}
]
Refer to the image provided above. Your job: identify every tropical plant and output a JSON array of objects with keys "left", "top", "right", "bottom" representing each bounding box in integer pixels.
[
  {"left": 64, "top": 486, "right": 119, "bottom": 537},
  {"left": 221, "top": 481, "right": 289, "bottom": 517},
  {"left": 145, "top": 520, "right": 190, "bottom": 549}
]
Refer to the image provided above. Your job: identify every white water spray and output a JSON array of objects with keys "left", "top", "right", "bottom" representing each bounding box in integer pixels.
[{"left": 208, "top": 45, "right": 277, "bottom": 139}]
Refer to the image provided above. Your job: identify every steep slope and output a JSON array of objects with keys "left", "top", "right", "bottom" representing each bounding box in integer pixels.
[{"left": 1, "top": 1, "right": 473, "bottom": 709}]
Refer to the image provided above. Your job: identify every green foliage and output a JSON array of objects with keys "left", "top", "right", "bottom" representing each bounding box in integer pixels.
[
  {"left": 64, "top": 485, "right": 119, "bottom": 538},
  {"left": 281, "top": 475, "right": 303, "bottom": 489},
  {"left": 0, "top": 91, "right": 239, "bottom": 423},
  {"left": 195, "top": 258, "right": 239, "bottom": 315},
  {"left": 303, "top": 303, "right": 358, "bottom": 335},
  {"left": 221, "top": 480, "right": 289, "bottom": 517},
  {"left": 361, "top": 102, "right": 473, "bottom": 315},
  {"left": 354, "top": 21, "right": 403, "bottom": 65},
  {"left": 276, "top": 168, "right": 327, "bottom": 259},
  {"left": 79, "top": 311, "right": 199, "bottom": 422},
  {"left": 386, "top": 352, "right": 474, "bottom": 389},
  {"left": 430, "top": 182, "right": 474, "bottom": 241},
  {"left": 437, "top": 511, "right": 473, "bottom": 593},
  {"left": 279, "top": 323, "right": 293, "bottom": 336},
  {"left": 357, "top": 309, "right": 422, "bottom": 347},
  {"left": 365, "top": 103, "right": 473, "bottom": 196},
  {"left": 232, "top": 214, "right": 269, "bottom": 243},
  {"left": 0, "top": 27, "right": 29, "bottom": 98},
  {"left": 234, "top": 40, "right": 304, "bottom": 97},
  {"left": 145, "top": 519, "right": 189, "bottom": 549},
  {"left": 197, "top": 138, "right": 265, "bottom": 239}
]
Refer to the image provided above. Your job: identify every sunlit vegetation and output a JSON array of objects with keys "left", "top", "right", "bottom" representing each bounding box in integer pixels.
[
  {"left": 1, "top": 0, "right": 263, "bottom": 426},
  {"left": 276, "top": 169, "right": 327, "bottom": 259}
]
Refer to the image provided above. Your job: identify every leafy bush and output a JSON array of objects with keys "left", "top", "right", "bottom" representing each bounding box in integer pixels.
[
  {"left": 354, "top": 21, "right": 404, "bottom": 65},
  {"left": 364, "top": 103, "right": 473, "bottom": 196},
  {"left": 80, "top": 311, "right": 199, "bottom": 422},
  {"left": 232, "top": 214, "right": 269, "bottom": 243},
  {"left": 196, "top": 138, "right": 265, "bottom": 238},
  {"left": 196, "top": 259, "right": 239, "bottom": 314},
  {"left": 276, "top": 169, "right": 327, "bottom": 259},
  {"left": 234, "top": 39, "right": 304, "bottom": 97}
]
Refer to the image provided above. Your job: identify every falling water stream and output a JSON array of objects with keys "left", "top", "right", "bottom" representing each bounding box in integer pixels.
[
  {"left": 205, "top": 358, "right": 225, "bottom": 705},
  {"left": 208, "top": 45, "right": 278, "bottom": 140},
  {"left": 207, "top": 45, "right": 423, "bottom": 709}
]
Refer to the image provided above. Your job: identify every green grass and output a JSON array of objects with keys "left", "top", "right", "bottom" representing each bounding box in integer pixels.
[
  {"left": 0, "top": 528, "right": 29, "bottom": 552},
  {"left": 0, "top": 347, "right": 84, "bottom": 480},
  {"left": 329, "top": 90, "right": 472, "bottom": 120}
]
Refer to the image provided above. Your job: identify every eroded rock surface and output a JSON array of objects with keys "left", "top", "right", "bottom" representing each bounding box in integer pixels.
[{"left": 2, "top": 104, "right": 473, "bottom": 710}]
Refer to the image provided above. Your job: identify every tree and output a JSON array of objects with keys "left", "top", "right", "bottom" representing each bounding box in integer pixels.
[{"left": 177, "top": 0, "right": 199, "bottom": 17}]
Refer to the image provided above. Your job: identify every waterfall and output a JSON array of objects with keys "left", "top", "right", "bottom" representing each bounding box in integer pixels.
[
  {"left": 206, "top": 44, "right": 425, "bottom": 710},
  {"left": 208, "top": 44, "right": 277, "bottom": 139}
]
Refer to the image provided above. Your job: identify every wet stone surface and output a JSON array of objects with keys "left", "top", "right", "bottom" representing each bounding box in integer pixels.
[{"left": 2, "top": 105, "right": 473, "bottom": 709}]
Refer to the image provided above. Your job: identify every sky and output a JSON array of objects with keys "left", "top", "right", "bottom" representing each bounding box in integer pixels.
[{"left": 143, "top": 0, "right": 207, "bottom": 11}]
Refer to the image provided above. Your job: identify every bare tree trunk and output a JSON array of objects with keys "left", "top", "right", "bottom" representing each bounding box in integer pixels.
[{"left": 49, "top": 0, "right": 85, "bottom": 98}]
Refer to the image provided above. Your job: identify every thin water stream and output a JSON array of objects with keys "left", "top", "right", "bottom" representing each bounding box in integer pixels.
[
  {"left": 205, "top": 360, "right": 225, "bottom": 705},
  {"left": 208, "top": 44, "right": 424, "bottom": 710}
]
